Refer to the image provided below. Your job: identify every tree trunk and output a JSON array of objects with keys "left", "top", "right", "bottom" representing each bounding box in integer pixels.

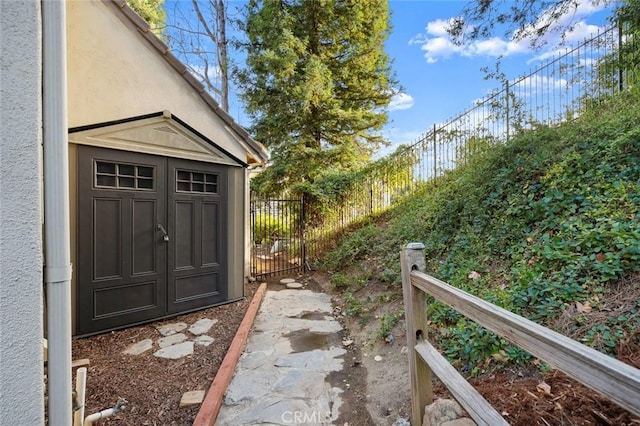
[{"left": 215, "top": 0, "right": 229, "bottom": 111}]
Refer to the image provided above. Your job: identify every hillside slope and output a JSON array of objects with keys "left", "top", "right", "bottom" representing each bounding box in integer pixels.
[{"left": 323, "top": 87, "right": 640, "bottom": 372}]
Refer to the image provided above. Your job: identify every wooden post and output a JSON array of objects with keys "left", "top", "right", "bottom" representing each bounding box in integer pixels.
[{"left": 401, "top": 243, "right": 432, "bottom": 425}]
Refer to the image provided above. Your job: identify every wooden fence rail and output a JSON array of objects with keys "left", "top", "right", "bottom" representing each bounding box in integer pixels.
[{"left": 400, "top": 244, "right": 640, "bottom": 425}]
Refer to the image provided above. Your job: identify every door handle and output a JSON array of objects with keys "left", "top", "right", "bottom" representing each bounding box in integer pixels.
[{"left": 157, "top": 224, "right": 170, "bottom": 242}]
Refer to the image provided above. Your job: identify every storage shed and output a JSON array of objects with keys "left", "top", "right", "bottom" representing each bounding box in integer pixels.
[{"left": 67, "top": 0, "right": 268, "bottom": 335}]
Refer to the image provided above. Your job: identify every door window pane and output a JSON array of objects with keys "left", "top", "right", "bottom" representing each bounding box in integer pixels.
[
  {"left": 95, "top": 161, "right": 155, "bottom": 191},
  {"left": 176, "top": 169, "right": 219, "bottom": 194}
]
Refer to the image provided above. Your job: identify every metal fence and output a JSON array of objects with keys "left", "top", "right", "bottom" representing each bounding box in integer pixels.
[
  {"left": 251, "top": 22, "right": 638, "bottom": 277},
  {"left": 250, "top": 196, "right": 304, "bottom": 278}
]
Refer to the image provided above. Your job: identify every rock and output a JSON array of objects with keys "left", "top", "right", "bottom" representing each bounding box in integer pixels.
[
  {"left": 270, "top": 240, "right": 287, "bottom": 254},
  {"left": 385, "top": 334, "right": 394, "bottom": 344},
  {"left": 400, "top": 346, "right": 408, "bottom": 354},
  {"left": 179, "top": 390, "right": 205, "bottom": 407},
  {"left": 393, "top": 417, "right": 410, "bottom": 426},
  {"left": 188, "top": 318, "right": 218, "bottom": 335},
  {"left": 342, "top": 339, "right": 354, "bottom": 347},
  {"left": 123, "top": 339, "right": 153, "bottom": 356},
  {"left": 194, "top": 335, "right": 215, "bottom": 346},
  {"left": 423, "top": 399, "right": 466, "bottom": 426},
  {"left": 441, "top": 419, "right": 476, "bottom": 426},
  {"left": 406, "top": 242, "right": 425, "bottom": 250},
  {"left": 286, "top": 282, "right": 303, "bottom": 289},
  {"left": 153, "top": 341, "right": 194, "bottom": 359},
  {"left": 156, "top": 322, "right": 188, "bottom": 336},
  {"left": 280, "top": 278, "right": 296, "bottom": 284},
  {"left": 374, "top": 355, "right": 383, "bottom": 362},
  {"left": 157, "top": 333, "right": 187, "bottom": 348}
]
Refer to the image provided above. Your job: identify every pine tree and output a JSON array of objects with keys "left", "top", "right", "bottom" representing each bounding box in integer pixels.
[{"left": 236, "top": 0, "right": 395, "bottom": 195}]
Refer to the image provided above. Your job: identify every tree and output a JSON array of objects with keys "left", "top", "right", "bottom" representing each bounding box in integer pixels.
[
  {"left": 164, "top": 1, "right": 230, "bottom": 110},
  {"left": 127, "top": 0, "right": 166, "bottom": 37},
  {"left": 235, "top": 0, "right": 396, "bottom": 195}
]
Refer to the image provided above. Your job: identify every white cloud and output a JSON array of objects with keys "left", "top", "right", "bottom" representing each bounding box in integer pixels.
[
  {"left": 528, "top": 20, "right": 605, "bottom": 63},
  {"left": 563, "top": 20, "right": 603, "bottom": 43},
  {"left": 389, "top": 92, "right": 415, "bottom": 111},
  {"left": 422, "top": 37, "right": 463, "bottom": 63},
  {"left": 411, "top": 0, "right": 610, "bottom": 64},
  {"left": 426, "top": 18, "right": 452, "bottom": 37},
  {"left": 512, "top": 75, "right": 568, "bottom": 95}
]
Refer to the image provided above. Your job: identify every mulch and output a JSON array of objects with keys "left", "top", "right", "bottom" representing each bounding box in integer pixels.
[{"left": 71, "top": 281, "right": 259, "bottom": 425}]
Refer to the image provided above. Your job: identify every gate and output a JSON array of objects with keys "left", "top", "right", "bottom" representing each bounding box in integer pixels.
[{"left": 250, "top": 196, "right": 305, "bottom": 278}]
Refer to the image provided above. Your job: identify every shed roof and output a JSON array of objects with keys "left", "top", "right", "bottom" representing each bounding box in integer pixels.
[{"left": 104, "top": 0, "right": 268, "bottom": 166}]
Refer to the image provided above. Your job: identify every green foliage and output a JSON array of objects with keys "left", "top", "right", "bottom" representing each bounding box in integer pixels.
[
  {"left": 236, "top": 0, "right": 396, "bottom": 196},
  {"left": 343, "top": 292, "right": 370, "bottom": 326},
  {"left": 252, "top": 213, "right": 289, "bottom": 244},
  {"left": 331, "top": 272, "right": 369, "bottom": 291},
  {"left": 324, "top": 86, "right": 640, "bottom": 369},
  {"left": 322, "top": 223, "right": 379, "bottom": 270},
  {"left": 127, "top": 0, "right": 166, "bottom": 36},
  {"left": 378, "top": 310, "right": 404, "bottom": 339}
]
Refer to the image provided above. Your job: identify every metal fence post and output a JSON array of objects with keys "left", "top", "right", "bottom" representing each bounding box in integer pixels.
[
  {"left": 432, "top": 124, "right": 437, "bottom": 179},
  {"left": 505, "top": 80, "right": 510, "bottom": 143},
  {"left": 401, "top": 242, "right": 432, "bottom": 425},
  {"left": 301, "top": 194, "right": 307, "bottom": 271}
]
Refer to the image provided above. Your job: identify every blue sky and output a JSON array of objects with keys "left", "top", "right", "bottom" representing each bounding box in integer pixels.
[
  {"left": 173, "top": 1, "right": 617, "bottom": 152},
  {"left": 382, "top": 0, "right": 616, "bottom": 151}
]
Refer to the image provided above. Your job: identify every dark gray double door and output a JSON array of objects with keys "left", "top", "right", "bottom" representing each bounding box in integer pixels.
[{"left": 77, "top": 146, "right": 227, "bottom": 335}]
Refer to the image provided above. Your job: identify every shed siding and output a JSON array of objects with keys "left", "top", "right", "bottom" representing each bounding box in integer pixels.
[{"left": 0, "top": 1, "right": 45, "bottom": 423}]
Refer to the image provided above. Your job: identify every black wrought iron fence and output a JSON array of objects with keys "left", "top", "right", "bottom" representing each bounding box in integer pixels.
[
  {"left": 251, "top": 22, "right": 638, "bottom": 277},
  {"left": 250, "top": 196, "right": 304, "bottom": 278}
]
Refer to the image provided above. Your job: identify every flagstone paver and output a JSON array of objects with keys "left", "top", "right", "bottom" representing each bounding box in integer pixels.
[
  {"left": 157, "top": 333, "right": 187, "bottom": 349},
  {"left": 188, "top": 318, "right": 218, "bottom": 335},
  {"left": 157, "top": 322, "right": 188, "bottom": 336},
  {"left": 285, "top": 282, "right": 304, "bottom": 289},
  {"left": 153, "top": 341, "right": 194, "bottom": 359},
  {"left": 123, "top": 339, "right": 153, "bottom": 356},
  {"left": 194, "top": 335, "right": 215, "bottom": 347},
  {"left": 217, "top": 287, "right": 345, "bottom": 425}
]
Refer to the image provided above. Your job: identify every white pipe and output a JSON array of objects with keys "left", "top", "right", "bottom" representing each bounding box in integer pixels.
[
  {"left": 42, "top": 1, "right": 73, "bottom": 425},
  {"left": 83, "top": 398, "right": 127, "bottom": 426},
  {"left": 74, "top": 368, "right": 87, "bottom": 426}
]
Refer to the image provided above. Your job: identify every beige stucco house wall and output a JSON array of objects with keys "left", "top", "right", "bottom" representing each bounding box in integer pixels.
[{"left": 0, "top": 1, "right": 44, "bottom": 424}]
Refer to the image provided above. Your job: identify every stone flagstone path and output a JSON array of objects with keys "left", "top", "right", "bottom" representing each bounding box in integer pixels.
[
  {"left": 122, "top": 318, "right": 219, "bottom": 359},
  {"left": 216, "top": 287, "right": 346, "bottom": 425}
]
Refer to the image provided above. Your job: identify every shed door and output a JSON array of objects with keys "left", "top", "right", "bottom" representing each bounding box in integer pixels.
[
  {"left": 77, "top": 147, "right": 228, "bottom": 335},
  {"left": 167, "top": 158, "right": 227, "bottom": 314},
  {"left": 77, "top": 147, "right": 167, "bottom": 335}
]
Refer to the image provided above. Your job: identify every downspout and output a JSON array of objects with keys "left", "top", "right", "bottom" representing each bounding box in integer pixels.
[{"left": 42, "top": 1, "right": 73, "bottom": 425}]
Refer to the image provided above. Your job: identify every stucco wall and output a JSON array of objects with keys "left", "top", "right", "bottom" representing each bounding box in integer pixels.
[
  {"left": 66, "top": 1, "right": 249, "bottom": 164},
  {"left": 0, "top": 1, "right": 44, "bottom": 424}
]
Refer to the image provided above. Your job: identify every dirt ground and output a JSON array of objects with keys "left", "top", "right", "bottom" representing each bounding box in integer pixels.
[
  {"left": 313, "top": 270, "right": 640, "bottom": 426},
  {"left": 70, "top": 272, "right": 640, "bottom": 425}
]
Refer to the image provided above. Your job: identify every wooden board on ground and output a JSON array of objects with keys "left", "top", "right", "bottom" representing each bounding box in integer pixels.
[
  {"left": 180, "top": 390, "right": 206, "bottom": 407},
  {"left": 72, "top": 359, "right": 90, "bottom": 369}
]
